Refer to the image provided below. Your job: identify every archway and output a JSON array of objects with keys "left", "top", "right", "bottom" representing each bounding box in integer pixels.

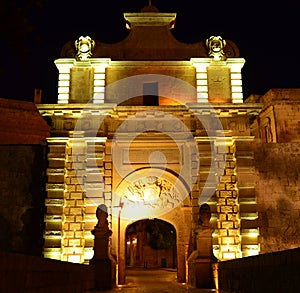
[
  {"left": 125, "top": 219, "right": 177, "bottom": 269},
  {"left": 112, "top": 168, "right": 192, "bottom": 285}
]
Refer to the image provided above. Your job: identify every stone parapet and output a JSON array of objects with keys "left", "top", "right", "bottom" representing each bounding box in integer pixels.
[
  {"left": 0, "top": 98, "right": 50, "bottom": 144},
  {"left": 218, "top": 247, "right": 300, "bottom": 293},
  {"left": 0, "top": 251, "right": 94, "bottom": 293}
]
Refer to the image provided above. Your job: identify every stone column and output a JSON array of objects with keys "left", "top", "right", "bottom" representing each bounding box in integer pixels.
[{"left": 91, "top": 204, "right": 113, "bottom": 290}]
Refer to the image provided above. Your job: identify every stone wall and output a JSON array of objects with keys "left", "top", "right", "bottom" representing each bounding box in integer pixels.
[
  {"left": 272, "top": 103, "right": 300, "bottom": 142},
  {"left": 0, "top": 145, "right": 47, "bottom": 255},
  {"left": 0, "top": 98, "right": 50, "bottom": 144},
  {"left": 255, "top": 142, "right": 300, "bottom": 253},
  {"left": 0, "top": 251, "right": 94, "bottom": 293},
  {"left": 218, "top": 247, "right": 300, "bottom": 293}
]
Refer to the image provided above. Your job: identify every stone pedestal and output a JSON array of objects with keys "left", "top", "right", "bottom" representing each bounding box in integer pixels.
[
  {"left": 94, "top": 258, "right": 113, "bottom": 291},
  {"left": 195, "top": 258, "right": 215, "bottom": 289},
  {"left": 188, "top": 253, "right": 217, "bottom": 289},
  {"left": 188, "top": 203, "right": 216, "bottom": 289},
  {"left": 194, "top": 228, "right": 216, "bottom": 289}
]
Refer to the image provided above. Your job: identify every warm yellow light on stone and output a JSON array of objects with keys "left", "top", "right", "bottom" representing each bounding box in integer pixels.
[
  {"left": 223, "top": 251, "right": 236, "bottom": 260},
  {"left": 212, "top": 262, "right": 219, "bottom": 290},
  {"left": 43, "top": 248, "right": 61, "bottom": 260},
  {"left": 68, "top": 254, "right": 81, "bottom": 263}
]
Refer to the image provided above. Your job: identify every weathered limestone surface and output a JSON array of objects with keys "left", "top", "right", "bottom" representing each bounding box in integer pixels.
[
  {"left": 0, "top": 145, "right": 47, "bottom": 254},
  {"left": 2, "top": 4, "right": 300, "bottom": 291},
  {"left": 0, "top": 98, "right": 50, "bottom": 144},
  {"left": 0, "top": 251, "right": 94, "bottom": 292},
  {"left": 0, "top": 99, "right": 49, "bottom": 255},
  {"left": 218, "top": 247, "right": 300, "bottom": 293},
  {"left": 254, "top": 142, "right": 300, "bottom": 253}
]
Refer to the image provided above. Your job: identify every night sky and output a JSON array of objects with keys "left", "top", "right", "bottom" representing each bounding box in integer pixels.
[{"left": 0, "top": 0, "right": 299, "bottom": 104}]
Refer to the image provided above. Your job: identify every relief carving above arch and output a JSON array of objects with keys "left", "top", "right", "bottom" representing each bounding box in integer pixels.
[
  {"left": 114, "top": 168, "right": 191, "bottom": 221},
  {"left": 122, "top": 175, "right": 182, "bottom": 210}
]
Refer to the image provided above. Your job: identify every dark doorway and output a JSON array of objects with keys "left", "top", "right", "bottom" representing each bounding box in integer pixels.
[{"left": 125, "top": 219, "right": 177, "bottom": 269}]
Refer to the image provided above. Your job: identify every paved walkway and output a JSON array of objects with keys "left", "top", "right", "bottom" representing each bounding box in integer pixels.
[{"left": 86, "top": 268, "right": 218, "bottom": 292}]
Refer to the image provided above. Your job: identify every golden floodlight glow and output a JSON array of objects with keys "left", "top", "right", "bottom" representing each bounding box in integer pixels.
[{"left": 113, "top": 167, "right": 190, "bottom": 221}]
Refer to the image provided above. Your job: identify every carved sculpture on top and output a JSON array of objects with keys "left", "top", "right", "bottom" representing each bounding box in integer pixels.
[
  {"left": 94, "top": 204, "right": 110, "bottom": 232},
  {"left": 206, "top": 35, "right": 226, "bottom": 61},
  {"left": 195, "top": 203, "right": 215, "bottom": 246},
  {"left": 91, "top": 204, "right": 112, "bottom": 261},
  {"left": 75, "top": 36, "right": 95, "bottom": 61},
  {"left": 198, "top": 203, "right": 212, "bottom": 227}
]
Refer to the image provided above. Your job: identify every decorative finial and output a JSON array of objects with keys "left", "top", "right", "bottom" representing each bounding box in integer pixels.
[
  {"left": 206, "top": 36, "right": 226, "bottom": 61},
  {"left": 75, "top": 36, "right": 95, "bottom": 61},
  {"left": 141, "top": 1, "right": 159, "bottom": 12}
]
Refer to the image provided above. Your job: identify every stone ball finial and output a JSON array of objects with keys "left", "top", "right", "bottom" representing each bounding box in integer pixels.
[
  {"left": 141, "top": 5, "right": 159, "bottom": 12},
  {"left": 141, "top": 0, "right": 159, "bottom": 12}
]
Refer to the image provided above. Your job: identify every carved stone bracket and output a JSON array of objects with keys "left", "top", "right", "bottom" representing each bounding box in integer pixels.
[{"left": 206, "top": 36, "right": 226, "bottom": 61}]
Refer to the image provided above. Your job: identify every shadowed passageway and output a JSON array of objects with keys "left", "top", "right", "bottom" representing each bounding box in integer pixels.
[{"left": 86, "top": 268, "right": 218, "bottom": 292}]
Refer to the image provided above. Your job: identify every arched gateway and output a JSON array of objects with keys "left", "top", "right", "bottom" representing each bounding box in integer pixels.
[
  {"left": 39, "top": 4, "right": 262, "bottom": 291},
  {"left": 111, "top": 168, "right": 192, "bottom": 285}
]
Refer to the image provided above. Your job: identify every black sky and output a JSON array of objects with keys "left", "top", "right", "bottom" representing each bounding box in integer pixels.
[{"left": 0, "top": 0, "right": 299, "bottom": 104}]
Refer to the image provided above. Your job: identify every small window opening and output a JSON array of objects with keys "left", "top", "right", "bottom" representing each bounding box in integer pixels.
[{"left": 143, "top": 82, "right": 158, "bottom": 106}]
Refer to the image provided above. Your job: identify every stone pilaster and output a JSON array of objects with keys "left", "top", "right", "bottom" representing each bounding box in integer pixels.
[
  {"left": 228, "top": 59, "right": 245, "bottom": 103},
  {"left": 91, "top": 59, "right": 111, "bottom": 103},
  {"left": 62, "top": 132, "right": 86, "bottom": 263},
  {"left": 84, "top": 138, "right": 107, "bottom": 262},
  {"left": 215, "top": 136, "right": 241, "bottom": 260},
  {"left": 55, "top": 60, "right": 73, "bottom": 104},
  {"left": 43, "top": 138, "right": 68, "bottom": 260},
  {"left": 190, "top": 58, "right": 210, "bottom": 103},
  {"left": 55, "top": 58, "right": 110, "bottom": 104},
  {"left": 190, "top": 58, "right": 245, "bottom": 104},
  {"left": 236, "top": 137, "right": 259, "bottom": 257}
]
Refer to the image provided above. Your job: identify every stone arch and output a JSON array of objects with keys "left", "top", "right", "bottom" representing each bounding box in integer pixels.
[
  {"left": 112, "top": 167, "right": 192, "bottom": 285},
  {"left": 125, "top": 218, "right": 177, "bottom": 268}
]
